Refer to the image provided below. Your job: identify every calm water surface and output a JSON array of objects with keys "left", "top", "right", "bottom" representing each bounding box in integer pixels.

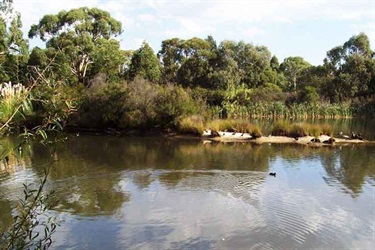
[{"left": 0, "top": 134, "right": 374, "bottom": 249}]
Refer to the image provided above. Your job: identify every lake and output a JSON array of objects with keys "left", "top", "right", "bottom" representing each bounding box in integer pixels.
[{"left": 0, "top": 126, "right": 374, "bottom": 249}]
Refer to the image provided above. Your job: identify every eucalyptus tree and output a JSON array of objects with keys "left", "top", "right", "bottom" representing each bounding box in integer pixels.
[
  {"left": 28, "top": 7, "right": 123, "bottom": 85},
  {"left": 128, "top": 41, "right": 160, "bottom": 82},
  {"left": 323, "top": 32, "right": 375, "bottom": 101},
  {"left": 0, "top": 0, "right": 28, "bottom": 82},
  {"left": 158, "top": 36, "right": 216, "bottom": 88},
  {"left": 279, "top": 56, "right": 311, "bottom": 92},
  {"left": 158, "top": 38, "right": 184, "bottom": 83},
  {"left": 90, "top": 38, "right": 125, "bottom": 81},
  {"left": 233, "top": 42, "right": 272, "bottom": 88},
  {"left": 209, "top": 40, "right": 243, "bottom": 90},
  {"left": 176, "top": 37, "right": 213, "bottom": 88},
  {"left": 270, "top": 55, "right": 280, "bottom": 72},
  {"left": 209, "top": 40, "right": 273, "bottom": 90}
]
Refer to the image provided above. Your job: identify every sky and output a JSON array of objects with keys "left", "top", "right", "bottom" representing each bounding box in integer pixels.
[{"left": 12, "top": 0, "right": 375, "bottom": 66}]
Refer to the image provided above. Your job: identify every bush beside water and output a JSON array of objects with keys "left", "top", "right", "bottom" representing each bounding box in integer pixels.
[{"left": 1, "top": 77, "right": 372, "bottom": 135}]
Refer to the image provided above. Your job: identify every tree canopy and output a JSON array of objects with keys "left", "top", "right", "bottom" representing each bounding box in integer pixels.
[
  {"left": 323, "top": 33, "right": 374, "bottom": 101},
  {"left": 128, "top": 41, "right": 161, "bottom": 82},
  {"left": 28, "top": 7, "right": 123, "bottom": 84},
  {"left": 0, "top": 0, "right": 28, "bottom": 82}
]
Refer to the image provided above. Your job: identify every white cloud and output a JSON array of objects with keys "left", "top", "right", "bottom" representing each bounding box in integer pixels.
[
  {"left": 121, "top": 37, "right": 145, "bottom": 51},
  {"left": 242, "top": 27, "right": 266, "bottom": 39},
  {"left": 137, "top": 13, "right": 156, "bottom": 22}
]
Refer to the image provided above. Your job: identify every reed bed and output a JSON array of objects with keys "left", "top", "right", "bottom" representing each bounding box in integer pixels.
[
  {"left": 206, "top": 119, "right": 262, "bottom": 137},
  {"left": 222, "top": 102, "right": 355, "bottom": 119},
  {"left": 271, "top": 121, "right": 333, "bottom": 138},
  {"left": 178, "top": 115, "right": 205, "bottom": 135},
  {"left": 179, "top": 112, "right": 336, "bottom": 139}
]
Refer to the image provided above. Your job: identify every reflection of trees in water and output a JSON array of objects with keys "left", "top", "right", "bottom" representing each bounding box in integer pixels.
[
  {"left": 51, "top": 176, "right": 129, "bottom": 216},
  {"left": 159, "top": 172, "right": 191, "bottom": 188},
  {"left": 0, "top": 197, "right": 13, "bottom": 232},
  {"left": 0, "top": 138, "right": 35, "bottom": 231},
  {"left": 320, "top": 146, "right": 375, "bottom": 196},
  {"left": 3, "top": 135, "right": 375, "bottom": 217},
  {"left": 36, "top": 136, "right": 275, "bottom": 172},
  {"left": 29, "top": 138, "right": 131, "bottom": 217},
  {"left": 31, "top": 136, "right": 375, "bottom": 199},
  {"left": 157, "top": 171, "right": 267, "bottom": 209},
  {"left": 132, "top": 171, "right": 153, "bottom": 190},
  {"left": 0, "top": 137, "right": 32, "bottom": 175}
]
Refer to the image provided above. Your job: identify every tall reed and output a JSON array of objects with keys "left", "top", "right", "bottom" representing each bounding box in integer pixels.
[
  {"left": 222, "top": 102, "right": 355, "bottom": 119},
  {"left": 271, "top": 121, "right": 332, "bottom": 138}
]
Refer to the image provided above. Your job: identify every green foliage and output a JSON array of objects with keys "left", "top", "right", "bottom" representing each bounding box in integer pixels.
[
  {"left": 271, "top": 120, "right": 290, "bottom": 136},
  {"left": 0, "top": 0, "right": 29, "bottom": 83},
  {"left": 270, "top": 55, "right": 280, "bottom": 72},
  {"left": 280, "top": 56, "right": 311, "bottom": 91},
  {"left": 176, "top": 37, "right": 213, "bottom": 88},
  {"left": 321, "top": 123, "right": 333, "bottom": 136},
  {"left": 157, "top": 38, "right": 184, "bottom": 83},
  {"left": 323, "top": 33, "right": 374, "bottom": 102},
  {"left": 81, "top": 77, "right": 203, "bottom": 130},
  {"left": 271, "top": 121, "right": 332, "bottom": 138},
  {"left": 289, "top": 123, "right": 307, "bottom": 138},
  {"left": 297, "top": 86, "right": 319, "bottom": 104},
  {"left": 178, "top": 115, "right": 205, "bottom": 135},
  {"left": 306, "top": 123, "right": 321, "bottom": 137},
  {"left": 128, "top": 42, "right": 161, "bottom": 82},
  {"left": 154, "top": 84, "right": 197, "bottom": 128},
  {"left": 123, "top": 77, "right": 159, "bottom": 128},
  {"left": 28, "top": 7, "right": 123, "bottom": 84},
  {"left": 90, "top": 38, "right": 126, "bottom": 79},
  {"left": 220, "top": 100, "right": 355, "bottom": 119},
  {"left": 81, "top": 81, "right": 127, "bottom": 128}
]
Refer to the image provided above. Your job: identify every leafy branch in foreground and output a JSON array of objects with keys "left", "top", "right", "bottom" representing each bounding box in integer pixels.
[
  {"left": 0, "top": 166, "right": 59, "bottom": 249},
  {"left": 0, "top": 46, "right": 74, "bottom": 250}
]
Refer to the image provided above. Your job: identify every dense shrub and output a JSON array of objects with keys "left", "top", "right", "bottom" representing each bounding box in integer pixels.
[
  {"left": 80, "top": 78, "right": 204, "bottom": 130},
  {"left": 178, "top": 115, "right": 205, "bottom": 135},
  {"left": 297, "top": 86, "right": 319, "bottom": 104},
  {"left": 154, "top": 84, "right": 198, "bottom": 128},
  {"left": 80, "top": 82, "right": 127, "bottom": 128}
]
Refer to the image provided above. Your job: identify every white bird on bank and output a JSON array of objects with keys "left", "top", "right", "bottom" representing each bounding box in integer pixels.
[{"left": 339, "top": 132, "right": 350, "bottom": 139}]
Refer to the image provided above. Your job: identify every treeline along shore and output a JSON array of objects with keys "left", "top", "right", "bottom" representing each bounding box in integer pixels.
[{"left": 1, "top": 5, "right": 375, "bottom": 136}]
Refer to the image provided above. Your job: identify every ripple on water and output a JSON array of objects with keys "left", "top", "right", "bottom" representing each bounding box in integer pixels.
[{"left": 145, "top": 169, "right": 351, "bottom": 249}]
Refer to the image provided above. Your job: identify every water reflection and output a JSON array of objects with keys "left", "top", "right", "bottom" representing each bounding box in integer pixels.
[
  {"left": 0, "top": 135, "right": 374, "bottom": 249},
  {"left": 321, "top": 145, "right": 375, "bottom": 196}
]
